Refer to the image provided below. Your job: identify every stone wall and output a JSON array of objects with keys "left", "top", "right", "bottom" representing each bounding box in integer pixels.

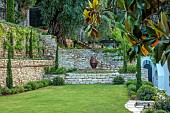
[
  {"left": 59, "top": 48, "right": 123, "bottom": 70},
  {"left": 0, "top": 59, "right": 54, "bottom": 87},
  {"left": 45, "top": 68, "right": 148, "bottom": 84}
]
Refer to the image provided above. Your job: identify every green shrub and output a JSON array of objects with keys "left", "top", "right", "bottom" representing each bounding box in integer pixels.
[
  {"left": 127, "top": 65, "right": 136, "bottom": 73},
  {"left": 1, "top": 87, "right": 11, "bottom": 95},
  {"left": 24, "top": 85, "right": 32, "bottom": 91},
  {"left": 113, "top": 76, "right": 125, "bottom": 85},
  {"left": 137, "top": 85, "right": 157, "bottom": 100},
  {"left": 52, "top": 76, "right": 64, "bottom": 86},
  {"left": 36, "top": 82, "right": 44, "bottom": 88},
  {"left": 155, "top": 96, "right": 170, "bottom": 112},
  {"left": 40, "top": 79, "right": 51, "bottom": 86},
  {"left": 11, "top": 88, "right": 17, "bottom": 94},
  {"left": 127, "top": 84, "right": 136, "bottom": 92},
  {"left": 142, "top": 81, "right": 154, "bottom": 87},
  {"left": 126, "top": 79, "right": 137, "bottom": 87},
  {"left": 16, "top": 86, "right": 25, "bottom": 93},
  {"left": 118, "top": 68, "right": 125, "bottom": 73},
  {"left": 155, "top": 110, "right": 167, "bottom": 113},
  {"left": 143, "top": 109, "right": 154, "bottom": 113},
  {"left": 27, "top": 82, "right": 38, "bottom": 90},
  {"left": 130, "top": 94, "right": 137, "bottom": 100},
  {"left": 55, "top": 67, "right": 67, "bottom": 74}
]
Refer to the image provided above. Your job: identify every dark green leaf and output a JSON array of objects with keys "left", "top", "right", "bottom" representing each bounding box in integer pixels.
[
  {"left": 143, "top": 37, "right": 156, "bottom": 45},
  {"left": 115, "top": 22, "right": 128, "bottom": 33},
  {"left": 154, "top": 42, "right": 164, "bottom": 63},
  {"left": 131, "top": 44, "right": 139, "bottom": 54},
  {"left": 144, "top": 44, "right": 152, "bottom": 53},
  {"left": 161, "top": 54, "right": 166, "bottom": 66},
  {"left": 133, "top": 25, "right": 142, "bottom": 40},
  {"left": 146, "top": 26, "right": 157, "bottom": 37},
  {"left": 167, "top": 52, "right": 170, "bottom": 72}
]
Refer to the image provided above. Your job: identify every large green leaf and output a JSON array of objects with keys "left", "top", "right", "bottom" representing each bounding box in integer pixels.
[
  {"left": 131, "top": 44, "right": 139, "bottom": 54},
  {"left": 136, "top": 1, "right": 147, "bottom": 9},
  {"left": 167, "top": 52, "right": 170, "bottom": 72},
  {"left": 133, "top": 25, "right": 142, "bottom": 40},
  {"left": 115, "top": 22, "right": 128, "bottom": 33},
  {"left": 161, "top": 12, "right": 170, "bottom": 35},
  {"left": 125, "top": 0, "right": 134, "bottom": 10},
  {"left": 143, "top": 37, "right": 156, "bottom": 45},
  {"left": 154, "top": 42, "right": 164, "bottom": 63},
  {"left": 146, "top": 26, "right": 157, "bottom": 37}
]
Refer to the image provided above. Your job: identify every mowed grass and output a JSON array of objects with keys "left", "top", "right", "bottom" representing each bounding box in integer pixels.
[{"left": 0, "top": 84, "right": 130, "bottom": 113}]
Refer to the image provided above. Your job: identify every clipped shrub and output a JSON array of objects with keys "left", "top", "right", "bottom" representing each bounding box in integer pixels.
[
  {"left": 118, "top": 68, "right": 125, "bottom": 73},
  {"left": 16, "top": 86, "right": 25, "bottom": 93},
  {"left": 40, "top": 79, "right": 51, "bottom": 86},
  {"left": 137, "top": 85, "right": 157, "bottom": 100},
  {"left": 142, "top": 81, "right": 154, "bottom": 87},
  {"left": 130, "top": 94, "right": 137, "bottom": 100},
  {"left": 55, "top": 67, "right": 67, "bottom": 74},
  {"left": 1, "top": 87, "right": 11, "bottom": 95},
  {"left": 127, "top": 84, "right": 136, "bottom": 92},
  {"left": 52, "top": 76, "right": 64, "bottom": 86},
  {"left": 126, "top": 79, "right": 137, "bottom": 87},
  {"left": 24, "top": 85, "right": 32, "bottom": 91},
  {"left": 11, "top": 88, "right": 17, "bottom": 94},
  {"left": 26, "top": 82, "right": 38, "bottom": 90},
  {"left": 113, "top": 76, "right": 125, "bottom": 85},
  {"left": 155, "top": 110, "right": 167, "bottom": 113},
  {"left": 37, "top": 82, "right": 44, "bottom": 88}
]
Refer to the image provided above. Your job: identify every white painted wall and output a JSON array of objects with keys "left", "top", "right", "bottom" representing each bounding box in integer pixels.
[{"left": 163, "top": 62, "right": 170, "bottom": 95}]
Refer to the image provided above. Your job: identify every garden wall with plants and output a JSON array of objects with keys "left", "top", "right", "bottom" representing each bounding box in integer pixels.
[
  {"left": 0, "top": 20, "right": 51, "bottom": 58},
  {"left": 0, "top": 59, "right": 54, "bottom": 87}
]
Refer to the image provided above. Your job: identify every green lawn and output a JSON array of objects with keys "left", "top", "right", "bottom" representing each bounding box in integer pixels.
[{"left": 0, "top": 84, "right": 130, "bottom": 113}]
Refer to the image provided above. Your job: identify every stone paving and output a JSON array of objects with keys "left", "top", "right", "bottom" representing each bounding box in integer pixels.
[{"left": 125, "top": 100, "right": 154, "bottom": 113}]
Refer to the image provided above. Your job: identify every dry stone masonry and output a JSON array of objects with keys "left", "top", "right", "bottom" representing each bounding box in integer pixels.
[{"left": 0, "top": 59, "right": 54, "bottom": 87}]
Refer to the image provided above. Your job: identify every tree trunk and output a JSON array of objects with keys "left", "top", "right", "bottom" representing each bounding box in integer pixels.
[{"left": 136, "top": 54, "right": 142, "bottom": 90}]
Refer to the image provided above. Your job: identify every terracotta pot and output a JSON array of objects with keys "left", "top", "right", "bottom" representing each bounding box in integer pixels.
[{"left": 90, "top": 56, "right": 98, "bottom": 69}]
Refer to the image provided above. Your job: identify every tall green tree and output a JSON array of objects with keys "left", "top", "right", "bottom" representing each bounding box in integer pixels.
[
  {"left": 39, "top": 0, "right": 86, "bottom": 45},
  {"left": 6, "top": 33, "right": 13, "bottom": 89},
  {"left": 6, "top": 0, "right": 15, "bottom": 23}
]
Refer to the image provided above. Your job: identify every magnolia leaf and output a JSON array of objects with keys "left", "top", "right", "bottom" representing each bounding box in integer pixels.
[
  {"left": 154, "top": 42, "right": 164, "bottom": 63},
  {"left": 143, "top": 37, "right": 157, "bottom": 45},
  {"left": 152, "top": 39, "right": 159, "bottom": 47},
  {"left": 118, "top": 0, "right": 125, "bottom": 10},
  {"left": 115, "top": 22, "right": 128, "bottom": 33},
  {"left": 84, "top": 9, "right": 89, "bottom": 19},
  {"left": 91, "top": 28, "right": 99, "bottom": 38},
  {"left": 133, "top": 25, "right": 142, "bottom": 40},
  {"left": 144, "top": 44, "right": 152, "bottom": 53},
  {"left": 141, "top": 45, "right": 148, "bottom": 56},
  {"left": 137, "top": 1, "right": 147, "bottom": 9},
  {"left": 147, "top": 19, "right": 165, "bottom": 36},
  {"left": 167, "top": 52, "right": 170, "bottom": 72},
  {"left": 96, "top": 15, "right": 101, "bottom": 24},
  {"left": 125, "top": 18, "right": 131, "bottom": 32},
  {"left": 161, "top": 53, "right": 166, "bottom": 66},
  {"left": 125, "top": 0, "right": 134, "bottom": 10},
  {"left": 93, "top": 0, "right": 99, "bottom": 9},
  {"left": 146, "top": 26, "right": 157, "bottom": 37},
  {"left": 131, "top": 44, "right": 139, "bottom": 53},
  {"left": 88, "top": 0, "right": 93, "bottom": 8},
  {"left": 127, "top": 34, "right": 138, "bottom": 44},
  {"left": 161, "top": 12, "right": 170, "bottom": 35}
]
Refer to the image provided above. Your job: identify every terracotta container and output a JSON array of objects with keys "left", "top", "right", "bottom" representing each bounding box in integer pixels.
[{"left": 90, "top": 56, "right": 98, "bottom": 69}]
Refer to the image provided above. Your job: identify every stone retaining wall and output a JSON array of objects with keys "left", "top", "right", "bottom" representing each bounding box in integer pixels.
[
  {"left": 0, "top": 59, "right": 54, "bottom": 87},
  {"left": 46, "top": 68, "right": 148, "bottom": 84}
]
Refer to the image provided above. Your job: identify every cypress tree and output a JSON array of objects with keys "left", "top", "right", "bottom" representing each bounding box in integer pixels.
[
  {"left": 136, "top": 54, "right": 142, "bottom": 90},
  {"left": 55, "top": 44, "right": 59, "bottom": 69},
  {"left": 29, "top": 29, "right": 33, "bottom": 58},
  {"left": 6, "top": 0, "right": 15, "bottom": 23},
  {"left": 6, "top": 35, "right": 13, "bottom": 89},
  {"left": 9, "top": 32, "right": 14, "bottom": 58},
  {"left": 25, "top": 33, "right": 29, "bottom": 57}
]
